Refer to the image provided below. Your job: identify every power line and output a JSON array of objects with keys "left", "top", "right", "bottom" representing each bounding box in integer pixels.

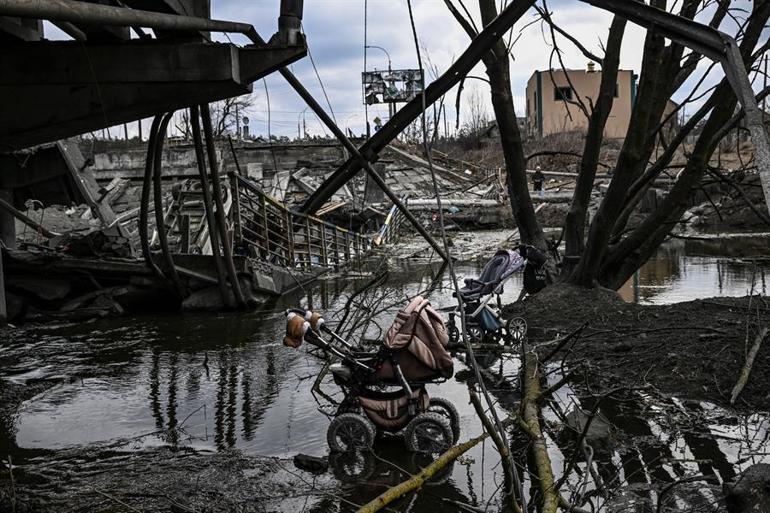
[
  {"left": 263, "top": 78, "right": 284, "bottom": 198},
  {"left": 364, "top": 0, "right": 370, "bottom": 136},
  {"left": 404, "top": 1, "right": 526, "bottom": 511},
  {"left": 302, "top": 22, "right": 338, "bottom": 126}
]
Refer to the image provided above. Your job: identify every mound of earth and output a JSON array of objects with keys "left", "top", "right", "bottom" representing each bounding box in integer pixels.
[{"left": 505, "top": 285, "right": 770, "bottom": 410}]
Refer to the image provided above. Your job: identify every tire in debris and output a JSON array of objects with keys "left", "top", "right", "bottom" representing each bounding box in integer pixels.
[
  {"left": 403, "top": 412, "right": 454, "bottom": 454},
  {"left": 427, "top": 397, "right": 461, "bottom": 443},
  {"left": 327, "top": 413, "right": 376, "bottom": 453}
]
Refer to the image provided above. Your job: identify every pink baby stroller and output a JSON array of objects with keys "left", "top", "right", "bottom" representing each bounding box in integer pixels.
[{"left": 283, "top": 296, "right": 459, "bottom": 454}]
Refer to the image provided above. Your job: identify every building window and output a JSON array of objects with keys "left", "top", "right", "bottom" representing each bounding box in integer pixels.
[
  {"left": 614, "top": 82, "right": 619, "bottom": 98},
  {"left": 554, "top": 86, "right": 572, "bottom": 101}
]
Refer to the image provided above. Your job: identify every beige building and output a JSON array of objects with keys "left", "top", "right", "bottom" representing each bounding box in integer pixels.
[{"left": 525, "top": 65, "right": 678, "bottom": 139}]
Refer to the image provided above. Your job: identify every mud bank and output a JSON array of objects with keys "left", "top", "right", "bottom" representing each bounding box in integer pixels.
[
  {"left": 507, "top": 286, "right": 770, "bottom": 410},
  {"left": 1, "top": 447, "right": 328, "bottom": 513}
]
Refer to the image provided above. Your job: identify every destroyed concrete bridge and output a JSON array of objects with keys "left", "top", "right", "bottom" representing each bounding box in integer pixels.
[{"left": 2, "top": 0, "right": 770, "bottom": 326}]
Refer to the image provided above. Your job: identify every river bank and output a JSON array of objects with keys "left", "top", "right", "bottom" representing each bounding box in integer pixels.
[{"left": 507, "top": 286, "right": 770, "bottom": 410}]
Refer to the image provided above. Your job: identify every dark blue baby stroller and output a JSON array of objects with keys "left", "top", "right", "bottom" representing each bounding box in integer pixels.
[{"left": 447, "top": 245, "right": 546, "bottom": 345}]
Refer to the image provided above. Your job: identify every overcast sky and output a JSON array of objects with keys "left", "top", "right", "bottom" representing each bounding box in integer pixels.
[
  {"left": 212, "top": 0, "right": 652, "bottom": 138},
  {"left": 46, "top": 0, "right": 761, "bottom": 139}
]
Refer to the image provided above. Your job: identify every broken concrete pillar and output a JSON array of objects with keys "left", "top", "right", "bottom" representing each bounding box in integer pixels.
[
  {"left": 0, "top": 189, "right": 16, "bottom": 249},
  {"left": 363, "top": 162, "right": 386, "bottom": 204}
]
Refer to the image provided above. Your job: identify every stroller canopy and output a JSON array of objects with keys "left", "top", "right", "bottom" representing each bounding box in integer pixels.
[
  {"left": 379, "top": 296, "right": 454, "bottom": 381},
  {"left": 458, "top": 249, "right": 524, "bottom": 299}
]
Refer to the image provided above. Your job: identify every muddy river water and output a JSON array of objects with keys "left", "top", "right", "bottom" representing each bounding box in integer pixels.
[{"left": 2, "top": 236, "right": 770, "bottom": 511}]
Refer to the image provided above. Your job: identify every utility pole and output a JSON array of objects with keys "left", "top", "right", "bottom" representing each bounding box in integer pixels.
[
  {"left": 138, "top": 119, "right": 143, "bottom": 142},
  {"left": 762, "top": 55, "right": 767, "bottom": 117},
  {"left": 235, "top": 102, "right": 241, "bottom": 140},
  {"left": 443, "top": 104, "right": 448, "bottom": 139},
  {"left": 363, "top": 0, "right": 369, "bottom": 138}
]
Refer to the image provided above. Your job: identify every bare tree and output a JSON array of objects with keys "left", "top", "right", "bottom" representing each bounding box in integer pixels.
[
  {"left": 445, "top": 0, "right": 770, "bottom": 291},
  {"left": 459, "top": 86, "right": 490, "bottom": 147},
  {"left": 444, "top": 0, "right": 550, "bottom": 257},
  {"left": 210, "top": 93, "right": 256, "bottom": 137}
]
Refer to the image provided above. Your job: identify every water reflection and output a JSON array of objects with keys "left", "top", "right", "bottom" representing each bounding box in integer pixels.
[
  {"left": 2, "top": 242, "right": 770, "bottom": 510},
  {"left": 619, "top": 238, "right": 770, "bottom": 304}
]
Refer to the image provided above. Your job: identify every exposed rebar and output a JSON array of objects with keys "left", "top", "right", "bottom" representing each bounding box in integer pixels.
[
  {"left": 152, "top": 112, "right": 185, "bottom": 298},
  {"left": 139, "top": 114, "right": 167, "bottom": 283},
  {"left": 190, "top": 105, "right": 231, "bottom": 308},
  {"left": 200, "top": 104, "right": 247, "bottom": 308}
]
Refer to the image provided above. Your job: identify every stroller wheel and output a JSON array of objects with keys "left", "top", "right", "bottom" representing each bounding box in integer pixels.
[
  {"left": 427, "top": 397, "right": 461, "bottom": 443},
  {"left": 506, "top": 317, "right": 528, "bottom": 344},
  {"left": 403, "top": 412, "right": 454, "bottom": 454},
  {"left": 448, "top": 324, "right": 460, "bottom": 344},
  {"left": 327, "top": 413, "right": 376, "bottom": 453},
  {"left": 467, "top": 325, "right": 484, "bottom": 343}
]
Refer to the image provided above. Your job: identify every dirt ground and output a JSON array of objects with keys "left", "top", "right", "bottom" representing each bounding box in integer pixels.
[
  {"left": 506, "top": 285, "right": 770, "bottom": 411},
  {"left": 0, "top": 446, "right": 329, "bottom": 513}
]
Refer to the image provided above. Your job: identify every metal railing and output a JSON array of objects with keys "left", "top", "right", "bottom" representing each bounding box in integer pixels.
[{"left": 230, "top": 174, "right": 371, "bottom": 268}]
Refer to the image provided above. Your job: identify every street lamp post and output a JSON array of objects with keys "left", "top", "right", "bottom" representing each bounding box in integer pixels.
[
  {"left": 297, "top": 106, "right": 309, "bottom": 139},
  {"left": 365, "top": 45, "right": 391, "bottom": 73},
  {"left": 365, "top": 45, "right": 394, "bottom": 119}
]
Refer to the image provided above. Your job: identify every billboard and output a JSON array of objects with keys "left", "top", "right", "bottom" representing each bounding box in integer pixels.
[{"left": 362, "top": 69, "right": 424, "bottom": 105}]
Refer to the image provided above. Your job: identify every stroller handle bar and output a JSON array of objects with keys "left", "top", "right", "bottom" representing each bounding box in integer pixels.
[
  {"left": 283, "top": 309, "right": 375, "bottom": 374},
  {"left": 284, "top": 308, "right": 354, "bottom": 347}
]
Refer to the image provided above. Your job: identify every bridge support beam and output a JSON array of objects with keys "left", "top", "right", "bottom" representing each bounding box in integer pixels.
[{"left": 0, "top": 41, "right": 305, "bottom": 151}]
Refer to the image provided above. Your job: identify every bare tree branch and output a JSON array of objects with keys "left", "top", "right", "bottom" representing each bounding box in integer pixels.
[{"left": 534, "top": 4, "right": 604, "bottom": 65}]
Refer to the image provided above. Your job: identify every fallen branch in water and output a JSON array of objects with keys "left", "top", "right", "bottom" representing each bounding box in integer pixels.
[
  {"left": 441, "top": 498, "right": 487, "bottom": 513},
  {"left": 730, "top": 326, "right": 767, "bottom": 405},
  {"left": 656, "top": 474, "right": 718, "bottom": 513},
  {"left": 7, "top": 455, "right": 16, "bottom": 513},
  {"left": 356, "top": 433, "right": 488, "bottom": 513},
  {"left": 468, "top": 387, "right": 520, "bottom": 513},
  {"left": 520, "top": 342, "right": 559, "bottom": 513}
]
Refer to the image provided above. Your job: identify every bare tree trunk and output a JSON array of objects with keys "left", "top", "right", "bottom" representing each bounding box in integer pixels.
[
  {"left": 562, "top": 16, "right": 625, "bottom": 274},
  {"left": 567, "top": 0, "right": 705, "bottom": 286},
  {"left": 567, "top": 12, "right": 668, "bottom": 286},
  {"left": 599, "top": 0, "right": 770, "bottom": 289},
  {"left": 477, "top": 0, "right": 547, "bottom": 251}
]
